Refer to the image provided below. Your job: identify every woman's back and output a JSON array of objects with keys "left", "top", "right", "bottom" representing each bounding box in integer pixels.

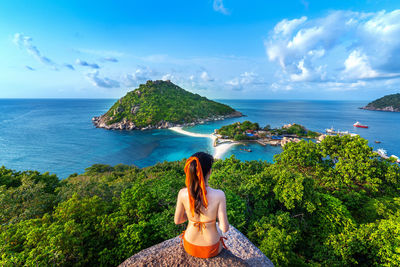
[
  {"left": 174, "top": 152, "right": 229, "bottom": 258},
  {"left": 178, "top": 186, "right": 228, "bottom": 245}
]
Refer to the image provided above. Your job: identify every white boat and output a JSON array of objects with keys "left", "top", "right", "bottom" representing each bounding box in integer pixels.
[
  {"left": 326, "top": 127, "right": 335, "bottom": 134},
  {"left": 377, "top": 148, "right": 387, "bottom": 157}
]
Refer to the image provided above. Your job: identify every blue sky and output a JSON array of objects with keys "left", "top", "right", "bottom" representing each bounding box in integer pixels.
[{"left": 1, "top": 0, "right": 400, "bottom": 99}]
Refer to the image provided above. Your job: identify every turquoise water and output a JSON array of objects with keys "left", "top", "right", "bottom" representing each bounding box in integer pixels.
[{"left": 0, "top": 99, "right": 398, "bottom": 178}]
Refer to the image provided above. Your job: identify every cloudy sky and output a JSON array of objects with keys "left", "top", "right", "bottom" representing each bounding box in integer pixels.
[{"left": 1, "top": 0, "right": 400, "bottom": 99}]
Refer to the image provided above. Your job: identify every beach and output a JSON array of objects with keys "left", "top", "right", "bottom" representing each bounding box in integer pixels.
[{"left": 169, "top": 126, "right": 238, "bottom": 159}]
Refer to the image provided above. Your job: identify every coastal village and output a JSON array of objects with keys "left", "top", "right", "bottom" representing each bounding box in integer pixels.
[{"left": 213, "top": 121, "right": 324, "bottom": 149}]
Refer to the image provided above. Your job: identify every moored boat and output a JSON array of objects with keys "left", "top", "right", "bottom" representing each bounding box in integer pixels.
[{"left": 353, "top": 121, "right": 368, "bottom": 128}]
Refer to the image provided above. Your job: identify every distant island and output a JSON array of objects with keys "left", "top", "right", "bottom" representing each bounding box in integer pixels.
[
  {"left": 361, "top": 93, "right": 400, "bottom": 112},
  {"left": 92, "top": 80, "right": 243, "bottom": 130},
  {"left": 215, "top": 121, "right": 322, "bottom": 148}
]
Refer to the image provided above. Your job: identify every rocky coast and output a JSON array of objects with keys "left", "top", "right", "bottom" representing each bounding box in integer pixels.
[
  {"left": 92, "top": 111, "right": 243, "bottom": 131},
  {"left": 360, "top": 105, "right": 400, "bottom": 112}
]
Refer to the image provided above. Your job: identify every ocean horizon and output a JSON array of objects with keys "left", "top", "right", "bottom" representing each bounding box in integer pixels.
[{"left": 0, "top": 98, "right": 398, "bottom": 179}]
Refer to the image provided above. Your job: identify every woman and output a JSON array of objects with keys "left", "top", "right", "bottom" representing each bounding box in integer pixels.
[{"left": 174, "top": 152, "right": 229, "bottom": 258}]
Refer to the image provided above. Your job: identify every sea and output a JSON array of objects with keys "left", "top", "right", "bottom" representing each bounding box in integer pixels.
[{"left": 0, "top": 99, "right": 398, "bottom": 179}]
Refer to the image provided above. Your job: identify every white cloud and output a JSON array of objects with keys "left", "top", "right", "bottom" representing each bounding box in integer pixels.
[
  {"left": 200, "top": 71, "right": 214, "bottom": 82},
  {"left": 266, "top": 9, "right": 400, "bottom": 86},
  {"left": 274, "top": 16, "right": 307, "bottom": 36},
  {"left": 213, "top": 0, "right": 229, "bottom": 15},
  {"left": 342, "top": 50, "right": 378, "bottom": 79},
  {"left": 226, "top": 72, "right": 263, "bottom": 90},
  {"left": 85, "top": 71, "right": 120, "bottom": 88},
  {"left": 162, "top": 73, "right": 174, "bottom": 81},
  {"left": 270, "top": 82, "right": 293, "bottom": 91},
  {"left": 123, "top": 66, "right": 156, "bottom": 86},
  {"left": 290, "top": 60, "right": 312, "bottom": 82},
  {"left": 13, "top": 33, "right": 57, "bottom": 70},
  {"left": 323, "top": 81, "right": 367, "bottom": 91}
]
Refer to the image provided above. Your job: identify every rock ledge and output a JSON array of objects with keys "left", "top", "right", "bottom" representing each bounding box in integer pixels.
[
  {"left": 119, "top": 225, "right": 273, "bottom": 267},
  {"left": 92, "top": 111, "right": 243, "bottom": 131}
]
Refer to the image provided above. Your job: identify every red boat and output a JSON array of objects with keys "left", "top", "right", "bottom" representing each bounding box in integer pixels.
[{"left": 353, "top": 121, "right": 368, "bottom": 128}]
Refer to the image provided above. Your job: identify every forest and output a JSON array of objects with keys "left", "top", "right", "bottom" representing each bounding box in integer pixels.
[{"left": 1, "top": 135, "right": 400, "bottom": 266}]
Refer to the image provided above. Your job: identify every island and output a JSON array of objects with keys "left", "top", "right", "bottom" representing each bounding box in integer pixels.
[
  {"left": 361, "top": 93, "right": 400, "bottom": 112},
  {"left": 214, "top": 121, "right": 322, "bottom": 148},
  {"left": 92, "top": 80, "right": 243, "bottom": 130}
]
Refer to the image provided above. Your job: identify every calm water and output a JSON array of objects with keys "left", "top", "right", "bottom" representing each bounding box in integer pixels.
[{"left": 0, "top": 99, "right": 398, "bottom": 178}]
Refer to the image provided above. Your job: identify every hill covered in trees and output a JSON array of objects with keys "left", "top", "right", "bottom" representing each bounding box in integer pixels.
[
  {"left": 1, "top": 135, "right": 400, "bottom": 266},
  {"left": 362, "top": 93, "right": 400, "bottom": 112},
  {"left": 92, "top": 80, "right": 242, "bottom": 130},
  {"left": 216, "top": 121, "right": 320, "bottom": 141}
]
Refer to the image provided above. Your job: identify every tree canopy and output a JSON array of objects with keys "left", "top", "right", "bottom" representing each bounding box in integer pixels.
[{"left": 1, "top": 135, "right": 399, "bottom": 266}]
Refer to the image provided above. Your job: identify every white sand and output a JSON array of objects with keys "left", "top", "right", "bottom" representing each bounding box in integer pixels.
[
  {"left": 169, "top": 127, "right": 211, "bottom": 138},
  {"left": 169, "top": 127, "right": 237, "bottom": 159},
  {"left": 213, "top": 142, "right": 237, "bottom": 159}
]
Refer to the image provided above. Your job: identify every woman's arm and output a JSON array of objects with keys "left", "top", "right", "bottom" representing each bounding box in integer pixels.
[
  {"left": 174, "top": 189, "right": 188, "bottom": 224},
  {"left": 217, "top": 191, "right": 229, "bottom": 233}
]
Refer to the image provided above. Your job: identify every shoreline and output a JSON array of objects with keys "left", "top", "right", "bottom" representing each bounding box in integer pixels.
[
  {"left": 360, "top": 106, "right": 400, "bottom": 112},
  {"left": 169, "top": 127, "right": 239, "bottom": 159},
  {"left": 92, "top": 111, "right": 243, "bottom": 131}
]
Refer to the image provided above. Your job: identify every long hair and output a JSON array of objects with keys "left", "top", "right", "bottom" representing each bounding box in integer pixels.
[{"left": 187, "top": 152, "right": 214, "bottom": 215}]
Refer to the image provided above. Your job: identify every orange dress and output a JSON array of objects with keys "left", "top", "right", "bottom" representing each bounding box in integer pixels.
[{"left": 179, "top": 218, "right": 227, "bottom": 258}]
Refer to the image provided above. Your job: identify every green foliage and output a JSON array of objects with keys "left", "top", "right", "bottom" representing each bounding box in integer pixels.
[
  {"left": 0, "top": 168, "right": 59, "bottom": 224},
  {"left": 104, "top": 80, "right": 238, "bottom": 127},
  {"left": 0, "top": 135, "right": 399, "bottom": 266},
  {"left": 216, "top": 120, "right": 260, "bottom": 140},
  {"left": 365, "top": 93, "right": 400, "bottom": 110},
  {"left": 271, "top": 123, "right": 319, "bottom": 138},
  {"left": 217, "top": 121, "right": 320, "bottom": 141},
  {"left": 249, "top": 212, "right": 303, "bottom": 266}
]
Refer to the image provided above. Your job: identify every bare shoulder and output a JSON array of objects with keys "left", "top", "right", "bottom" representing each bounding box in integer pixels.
[
  {"left": 178, "top": 188, "right": 188, "bottom": 198},
  {"left": 209, "top": 188, "right": 226, "bottom": 199}
]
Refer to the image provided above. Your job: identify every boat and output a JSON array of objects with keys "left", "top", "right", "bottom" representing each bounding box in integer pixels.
[
  {"left": 375, "top": 141, "right": 381, "bottom": 144},
  {"left": 240, "top": 148, "right": 252, "bottom": 152},
  {"left": 353, "top": 121, "right": 368, "bottom": 128},
  {"left": 326, "top": 127, "right": 335, "bottom": 134},
  {"left": 377, "top": 148, "right": 387, "bottom": 157}
]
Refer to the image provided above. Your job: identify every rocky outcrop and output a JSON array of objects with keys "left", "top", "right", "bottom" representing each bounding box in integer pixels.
[
  {"left": 92, "top": 116, "right": 136, "bottom": 130},
  {"left": 119, "top": 225, "right": 273, "bottom": 267},
  {"left": 131, "top": 105, "right": 140, "bottom": 114},
  {"left": 361, "top": 105, "right": 399, "bottom": 112},
  {"left": 92, "top": 111, "right": 243, "bottom": 131}
]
